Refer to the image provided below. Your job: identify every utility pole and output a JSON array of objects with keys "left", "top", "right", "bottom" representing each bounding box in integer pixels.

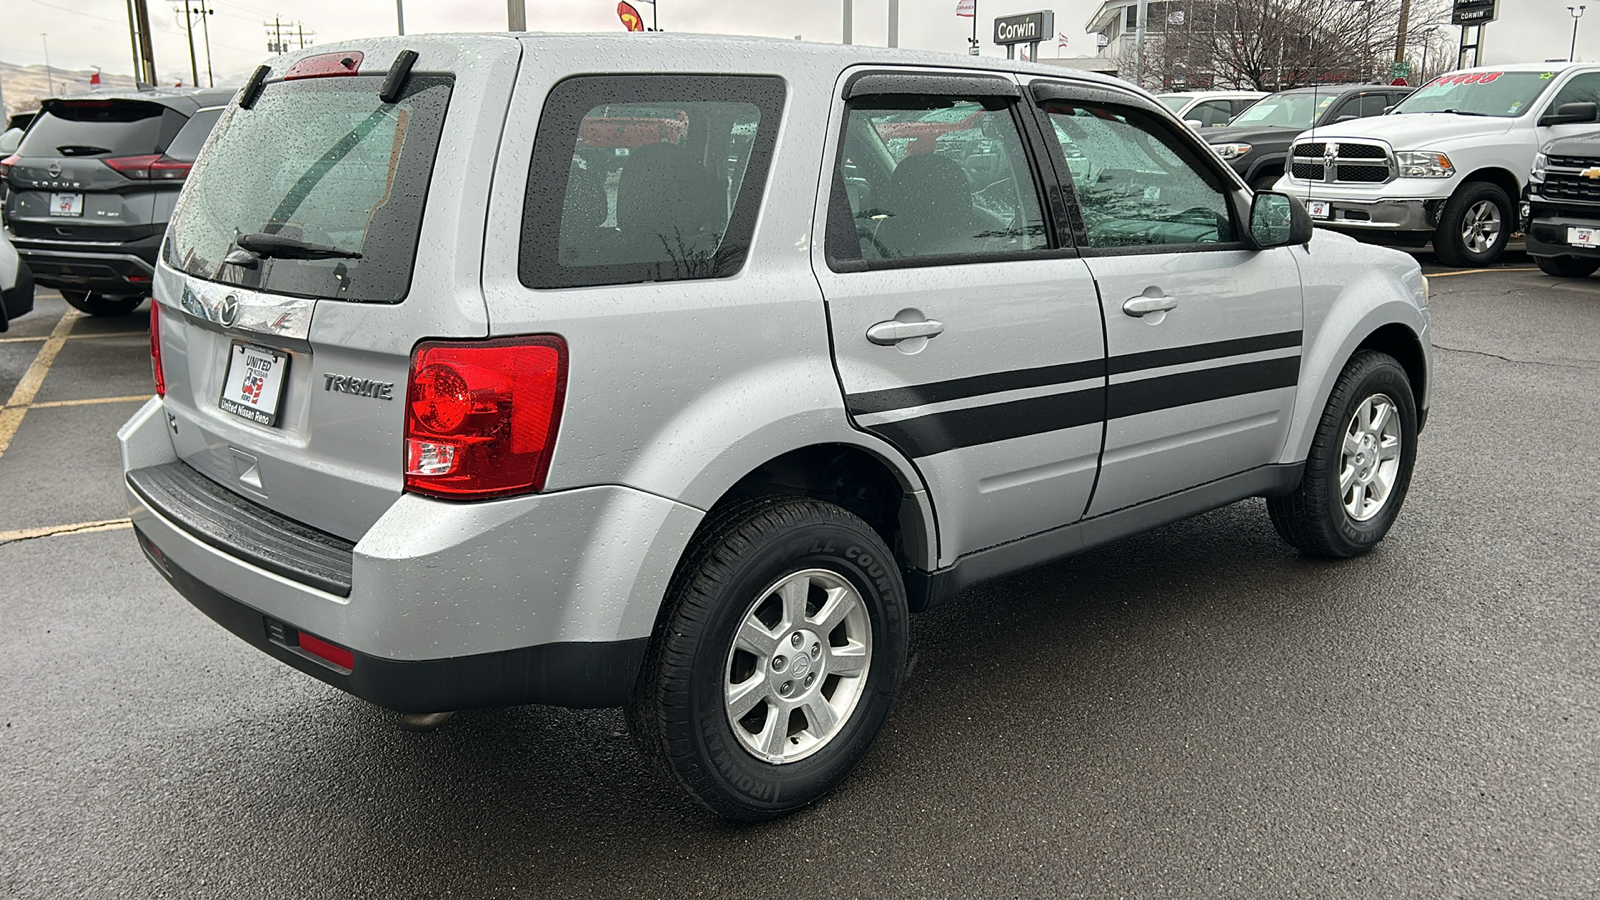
[
  {"left": 266, "top": 17, "right": 286, "bottom": 54},
  {"left": 132, "top": 0, "right": 158, "bottom": 84},
  {"left": 296, "top": 22, "right": 315, "bottom": 50},
  {"left": 843, "top": 0, "right": 851, "bottom": 44},
  {"left": 198, "top": 5, "right": 214, "bottom": 86},
  {"left": 1394, "top": 0, "right": 1412, "bottom": 65},
  {"left": 41, "top": 34, "right": 55, "bottom": 96},
  {"left": 1134, "top": 0, "right": 1148, "bottom": 88},
  {"left": 396, "top": 0, "right": 405, "bottom": 35},
  {"left": 180, "top": 0, "right": 199, "bottom": 88},
  {"left": 888, "top": 0, "right": 898, "bottom": 48},
  {"left": 508, "top": 0, "right": 526, "bottom": 31},
  {"left": 125, "top": 0, "right": 143, "bottom": 87}
]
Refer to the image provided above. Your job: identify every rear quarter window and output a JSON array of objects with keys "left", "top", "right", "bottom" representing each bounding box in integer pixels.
[
  {"left": 518, "top": 75, "right": 786, "bottom": 289},
  {"left": 162, "top": 74, "right": 453, "bottom": 304}
]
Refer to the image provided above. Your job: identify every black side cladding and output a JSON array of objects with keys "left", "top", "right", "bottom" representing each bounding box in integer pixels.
[{"left": 380, "top": 50, "right": 418, "bottom": 104}]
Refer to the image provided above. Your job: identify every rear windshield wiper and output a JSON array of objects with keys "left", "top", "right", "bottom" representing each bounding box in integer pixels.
[{"left": 235, "top": 232, "right": 363, "bottom": 260}]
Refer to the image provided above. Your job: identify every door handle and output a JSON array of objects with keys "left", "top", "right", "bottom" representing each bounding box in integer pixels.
[
  {"left": 1123, "top": 295, "right": 1179, "bottom": 317},
  {"left": 866, "top": 318, "right": 945, "bottom": 345}
]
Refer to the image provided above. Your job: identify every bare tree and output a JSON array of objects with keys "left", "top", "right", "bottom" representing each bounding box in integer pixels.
[{"left": 1137, "top": 0, "right": 1451, "bottom": 91}]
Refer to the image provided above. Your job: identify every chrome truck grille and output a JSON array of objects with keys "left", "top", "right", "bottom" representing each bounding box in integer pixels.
[{"left": 1289, "top": 140, "right": 1393, "bottom": 184}]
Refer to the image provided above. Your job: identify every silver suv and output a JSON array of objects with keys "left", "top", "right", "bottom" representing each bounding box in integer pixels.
[{"left": 120, "top": 36, "right": 1433, "bottom": 820}]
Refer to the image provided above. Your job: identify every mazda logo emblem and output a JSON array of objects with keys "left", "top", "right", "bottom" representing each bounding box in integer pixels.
[{"left": 219, "top": 294, "right": 240, "bottom": 327}]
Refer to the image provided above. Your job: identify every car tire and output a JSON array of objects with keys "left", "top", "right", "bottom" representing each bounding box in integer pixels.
[
  {"left": 1249, "top": 172, "right": 1280, "bottom": 192},
  {"left": 1267, "top": 350, "right": 1418, "bottom": 558},
  {"left": 1535, "top": 255, "right": 1600, "bottom": 279},
  {"left": 1432, "top": 181, "right": 1511, "bottom": 268},
  {"left": 60, "top": 291, "right": 145, "bottom": 317},
  {"left": 626, "top": 495, "right": 909, "bottom": 821}
]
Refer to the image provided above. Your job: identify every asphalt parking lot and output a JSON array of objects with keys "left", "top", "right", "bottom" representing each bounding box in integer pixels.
[{"left": 3, "top": 255, "right": 1598, "bottom": 897}]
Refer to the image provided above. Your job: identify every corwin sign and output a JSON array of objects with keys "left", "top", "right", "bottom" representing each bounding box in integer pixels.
[
  {"left": 994, "top": 11, "right": 1055, "bottom": 45},
  {"left": 1451, "top": 0, "right": 1497, "bottom": 25}
]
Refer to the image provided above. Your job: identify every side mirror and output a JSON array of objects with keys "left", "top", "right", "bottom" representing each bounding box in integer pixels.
[
  {"left": 1185, "top": 118, "right": 1204, "bottom": 127},
  {"left": 1249, "top": 191, "right": 1314, "bottom": 249},
  {"left": 1540, "top": 101, "right": 1599, "bottom": 126}
]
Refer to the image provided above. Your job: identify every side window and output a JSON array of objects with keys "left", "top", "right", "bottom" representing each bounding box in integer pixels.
[
  {"left": 1044, "top": 101, "right": 1237, "bottom": 250},
  {"left": 518, "top": 75, "right": 785, "bottom": 289},
  {"left": 1190, "top": 100, "right": 1233, "bottom": 127},
  {"left": 1548, "top": 73, "right": 1600, "bottom": 115},
  {"left": 1229, "top": 98, "right": 1255, "bottom": 117},
  {"left": 828, "top": 95, "right": 1048, "bottom": 263},
  {"left": 1359, "top": 93, "right": 1390, "bottom": 119}
]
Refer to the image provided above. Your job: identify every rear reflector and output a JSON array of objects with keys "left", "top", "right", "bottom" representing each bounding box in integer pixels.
[
  {"left": 150, "top": 304, "right": 165, "bottom": 397},
  {"left": 297, "top": 631, "right": 355, "bottom": 671},
  {"left": 285, "top": 51, "right": 364, "bottom": 80},
  {"left": 404, "top": 336, "right": 568, "bottom": 499}
]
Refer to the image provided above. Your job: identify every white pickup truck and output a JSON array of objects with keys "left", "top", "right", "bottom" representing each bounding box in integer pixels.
[{"left": 1275, "top": 62, "right": 1600, "bottom": 266}]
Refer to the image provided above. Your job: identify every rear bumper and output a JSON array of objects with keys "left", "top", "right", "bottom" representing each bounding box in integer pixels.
[
  {"left": 118, "top": 397, "right": 703, "bottom": 712},
  {"left": 1, "top": 259, "right": 33, "bottom": 327},
  {"left": 13, "top": 234, "right": 160, "bottom": 295}
]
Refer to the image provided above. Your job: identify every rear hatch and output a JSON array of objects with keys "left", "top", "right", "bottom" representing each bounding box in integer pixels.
[
  {"left": 4, "top": 98, "right": 185, "bottom": 247},
  {"left": 155, "top": 43, "right": 516, "bottom": 541}
]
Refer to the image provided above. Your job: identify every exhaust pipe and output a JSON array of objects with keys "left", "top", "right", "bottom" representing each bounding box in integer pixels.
[{"left": 398, "top": 711, "right": 456, "bottom": 732}]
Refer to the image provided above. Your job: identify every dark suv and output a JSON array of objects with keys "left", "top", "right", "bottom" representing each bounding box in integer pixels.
[
  {"left": 1203, "top": 84, "right": 1413, "bottom": 190},
  {"left": 1, "top": 88, "right": 231, "bottom": 316},
  {"left": 1526, "top": 129, "right": 1600, "bottom": 278}
]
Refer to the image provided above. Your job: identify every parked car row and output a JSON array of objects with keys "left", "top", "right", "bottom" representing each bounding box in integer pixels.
[{"left": 1, "top": 87, "right": 232, "bottom": 317}]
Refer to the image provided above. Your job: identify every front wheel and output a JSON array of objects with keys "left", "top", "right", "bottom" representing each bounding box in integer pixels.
[
  {"left": 60, "top": 291, "right": 144, "bottom": 317},
  {"left": 1432, "top": 182, "right": 1511, "bottom": 267},
  {"left": 1268, "top": 351, "right": 1418, "bottom": 557},
  {"left": 627, "top": 496, "right": 909, "bottom": 821},
  {"left": 1535, "top": 255, "right": 1600, "bottom": 279}
]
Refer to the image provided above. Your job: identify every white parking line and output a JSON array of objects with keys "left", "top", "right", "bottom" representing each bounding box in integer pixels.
[
  {"left": 0, "top": 518, "right": 133, "bottom": 544},
  {"left": 0, "top": 310, "right": 82, "bottom": 460}
]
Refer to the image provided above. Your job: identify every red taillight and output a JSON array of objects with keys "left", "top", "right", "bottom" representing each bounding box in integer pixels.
[
  {"left": 0, "top": 153, "right": 17, "bottom": 180},
  {"left": 297, "top": 631, "right": 354, "bottom": 671},
  {"left": 104, "top": 154, "right": 190, "bottom": 180},
  {"left": 285, "top": 51, "right": 364, "bottom": 80},
  {"left": 149, "top": 304, "right": 165, "bottom": 397},
  {"left": 403, "top": 337, "right": 568, "bottom": 499}
]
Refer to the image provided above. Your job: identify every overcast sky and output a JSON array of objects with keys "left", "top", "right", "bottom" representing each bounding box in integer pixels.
[{"left": 1, "top": 0, "right": 1594, "bottom": 85}]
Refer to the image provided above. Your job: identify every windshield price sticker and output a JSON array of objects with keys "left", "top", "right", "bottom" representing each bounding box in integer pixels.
[
  {"left": 219, "top": 342, "right": 289, "bottom": 427},
  {"left": 1426, "top": 72, "right": 1502, "bottom": 88}
]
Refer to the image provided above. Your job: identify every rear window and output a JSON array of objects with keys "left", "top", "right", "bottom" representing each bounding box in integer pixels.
[
  {"left": 163, "top": 75, "right": 453, "bottom": 304},
  {"left": 163, "top": 107, "right": 224, "bottom": 162},
  {"left": 18, "top": 99, "right": 182, "bottom": 158},
  {"left": 518, "top": 75, "right": 786, "bottom": 289}
]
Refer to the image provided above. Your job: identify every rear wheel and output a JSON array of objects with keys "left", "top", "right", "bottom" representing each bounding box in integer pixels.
[
  {"left": 1535, "top": 255, "right": 1600, "bottom": 279},
  {"left": 1268, "top": 350, "right": 1418, "bottom": 557},
  {"left": 60, "top": 291, "right": 144, "bottom": 317},
  {"left": 627, "top": 495, "right": 909, "bottom": 821},
  {"left": 1432, "top": 182, "right": 1511, "bottom": 268}
]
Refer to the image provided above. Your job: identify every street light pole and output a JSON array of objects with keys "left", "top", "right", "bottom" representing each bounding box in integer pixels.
[
  {"left": 1571, "top": 6, "right": 1587, "bottom": 62},
  {"left": 181, "top": 0, "right": 199, "bottom": 88},
  {"left": 396, "top": 0, "right": 405, "bottom": 35},
  {"left": 843, "top": 0, "right": 851, "bottom": 45}
]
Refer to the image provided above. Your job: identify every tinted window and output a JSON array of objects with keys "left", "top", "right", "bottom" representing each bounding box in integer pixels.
[
  {"left": 1045, "top": 101, "right": 1235, "bottom": 249},
  {"left": 1358, "top": 93, "right": 1389, "bottom": 118},
  {"left": 828, "top": 96, "right": 1047, "bottom": 264},
  {"left": 1157, "top": 95, "right": 1190, "bottom": 113},
  {"left": 1393, "top": 71, "right": 1559, "bottom": 118},
  {"left": 163, "top": 107, "right": 224, "bottom": 162},
  {"left": 163, "top": 75, "right": 453, "bottom": 304},
  {"left": 1547, "top": 73, "right": 1600, "bottom": 115},
  {"left": 18, "top": 99, "right": 181, "bottom": 157},
  {"left": 1189, "top": 100, "right": 1233, "bottom": 127},
  {"left": 519, "top": 75, "right": 784, "bottom": 289}
]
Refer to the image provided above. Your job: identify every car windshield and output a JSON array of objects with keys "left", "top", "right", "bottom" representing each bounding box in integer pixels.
[
  {"left": 1391, "top": 71, "right": 1558, "bottom": 117},
  {"left": 1157, "top": 95, "right": 1191, "bottom": 113},
  {"left": 1228, "top": 91, "right": 1339, "bottom": 129}
]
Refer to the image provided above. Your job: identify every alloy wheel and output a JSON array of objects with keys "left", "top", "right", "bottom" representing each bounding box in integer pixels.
[{"left": 1340, "top": 393, "right": 1403, "bottom": 522}]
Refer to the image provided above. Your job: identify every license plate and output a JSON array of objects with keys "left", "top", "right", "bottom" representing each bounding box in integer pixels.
[
  {"left": 219, "top": 342, "right": 289, "bottom": 427},
  {"left": 49, "top": 192, "right": 84, "bottom": 217},
  {"left": 1569, "top": 226, "right": 1600, "bottom": 247},
  {"left": 1307, "top": 200, "right": 1332, "bottom": 220}
]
